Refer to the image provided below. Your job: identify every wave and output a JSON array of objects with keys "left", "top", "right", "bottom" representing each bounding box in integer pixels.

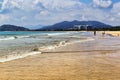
[
  {"left": 69, "top": 37, "right": 94, "bottom": 44},
  {"left": 0, "top": 37, "right": 15, "bottom": 41},
  {"left": 14, "top": 35, "right": 30, "bottom": 39},
  {"left": 0, "top": 37, "right": 94, "bottom": 62},
  {"left": 47, "top": 32, "right": 71, "bottom": 36},
  {"left": 0, "top": 51, "right": 41, "bottom": 62},
  {"left": 39, "top": 40, "right": 68, "bottom": 51},
  {"left": 0, "top": 36, "right": 30, "bottom": 41},
  {"left": 39, "top": 37, "right": 94, "bottom": 51}
]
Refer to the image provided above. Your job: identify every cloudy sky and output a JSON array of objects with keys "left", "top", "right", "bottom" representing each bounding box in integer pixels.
[{"left": 0, "top": 0, "right": 120, "bottom": 27}]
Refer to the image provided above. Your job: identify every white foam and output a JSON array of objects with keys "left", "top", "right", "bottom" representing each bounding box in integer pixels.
[
  {"left": 15, "top": 36, "right": 30, "bottom": 38},
  {"left": 0, "top": 51, "right": 41, "bottom": 62},
  {"left": 48, "top": 32, "right": 70, "bottom": 36},
  {"left": 0, "top": 37, "right": 15, "bottom": 41},
  {"left": 39, "top": 37, "right": 94, "bottom": 51},
  {"left": 0, "top": 37, "right": 94, "bottom": 62},
  {"left": 70, "top": 37, "right": 95, "bottom": 44},
  {"left": 0, "top": 36, "right": 30, "bottom": 41},
  {"left": 39, "top": 40, "right": 68, "bottom": 51}
]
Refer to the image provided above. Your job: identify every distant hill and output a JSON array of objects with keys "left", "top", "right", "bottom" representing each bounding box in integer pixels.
[
  {"left": 0, "top": 25, "right": 30, "bottom": 31},
  {"left": 0, "top": 21, "right": 113, "bottom": 31},
  {"left": 36, "top": 20, "right": 112, "bottom": 31}
]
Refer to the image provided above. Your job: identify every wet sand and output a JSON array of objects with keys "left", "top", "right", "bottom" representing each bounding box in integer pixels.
[
  {"left": 101, "top": 31, "right": 120, "bottom": 37},
  {"left": 0, "top": 32, "right": 120, "bottom": 80}
]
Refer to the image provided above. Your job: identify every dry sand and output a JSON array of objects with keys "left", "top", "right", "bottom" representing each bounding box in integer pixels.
[{"left": 0, "top": 32, "right": 120, "bottom": 80}]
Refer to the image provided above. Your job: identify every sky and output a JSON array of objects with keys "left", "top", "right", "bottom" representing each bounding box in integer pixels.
[{"left": 0, "top": 0, "right": 120, "bottom": 27}]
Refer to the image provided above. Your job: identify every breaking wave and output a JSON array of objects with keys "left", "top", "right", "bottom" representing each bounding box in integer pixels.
[
  {"left": 0, "top": 51, "right": 41, "bottom": 62},
  {"left": 0, "top": 36, "right": 30, "bottom": 41},
  {"left": 0, "top": 37, "right": 94, "bottom": 62}
]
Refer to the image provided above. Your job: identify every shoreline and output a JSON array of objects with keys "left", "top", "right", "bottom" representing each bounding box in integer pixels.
[
  {"left": 99, "top": 31, "right": 120, "bottom": 37},
  {"left": 0, "top": 31, "right": 120, "bottom": 80},
  {"left": 0, "top": 36, "right": 94, "bottom": 63}
]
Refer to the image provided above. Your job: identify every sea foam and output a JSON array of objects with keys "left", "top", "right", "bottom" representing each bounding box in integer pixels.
[
  {"left": 0, "top": 37, "right": 94, "bottom": 62},
  {"left": 39, "top": 37, "right": 94, "bottom": 51},
  {"left": 0, "top": 37, "right": 15, "bottom": 41},
  {"left": 0, "top": 32, "right": 94, "bottom": 62},
  {"left": 0, "top": 36, "right": 30, "bottom": 41},
  {"left": 0, "top": 51, "right": 41, "bottom": 62}
]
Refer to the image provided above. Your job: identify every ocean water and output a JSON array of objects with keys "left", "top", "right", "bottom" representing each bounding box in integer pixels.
[{"left": 0, "top": 31, "right": 94, "bottom": 62}]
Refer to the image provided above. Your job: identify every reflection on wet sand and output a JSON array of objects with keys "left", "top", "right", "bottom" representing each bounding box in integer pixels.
[{"left": 0, "top": 32, "right": 120, "bottom": 80}]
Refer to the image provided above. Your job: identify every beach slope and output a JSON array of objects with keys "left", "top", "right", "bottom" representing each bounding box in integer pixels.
[{"left": 0, "top": 33, "right": 120, "bottom": 80}]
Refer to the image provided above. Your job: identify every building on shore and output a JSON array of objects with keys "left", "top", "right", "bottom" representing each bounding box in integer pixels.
[{"left": 73, "top": 25, "right": 89, "bottom": 30}]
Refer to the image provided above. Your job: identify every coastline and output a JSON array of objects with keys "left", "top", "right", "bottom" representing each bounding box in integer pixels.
[
  {"left": 99, "top": 31, "right": 120, "bottom": 37},
  {"left": 0, "top": 36, "right": 94, "bottom": 63},
  {"left": 0, "top": 31, "right": 120, "bottom": 80},
  {"left": 0, "top": 31, "right": 94, "bottom": 63}
]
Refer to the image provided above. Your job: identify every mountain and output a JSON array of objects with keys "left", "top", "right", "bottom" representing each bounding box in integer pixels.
[
  {"left": 37, "top": 20, "right": 112, "bottom": 31},
  {"left": 0, "top": 25, "right": 30, "bottom": 31},
  {"left": 0, "top": 21, "right": 113, "bottom": 31}
]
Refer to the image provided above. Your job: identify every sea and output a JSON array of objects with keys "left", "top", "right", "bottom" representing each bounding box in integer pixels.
[{"left": 0, "top": 31, "right": 94, "bottom": 62}]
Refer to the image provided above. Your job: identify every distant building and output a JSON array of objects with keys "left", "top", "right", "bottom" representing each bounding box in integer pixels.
[{"left": 74, "top": 25, "right": 89, "bottom": 30}]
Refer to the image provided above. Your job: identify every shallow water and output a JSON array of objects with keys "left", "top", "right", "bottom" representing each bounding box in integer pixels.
[{"left": 0, "top": 31, "right": 94, "bottom": 62}]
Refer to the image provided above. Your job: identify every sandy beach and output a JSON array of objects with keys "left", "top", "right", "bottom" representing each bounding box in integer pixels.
[
  {"left": 100, "top": 31, "right": 120, "bottom": 37},
  {"left": 0, "top": 31, "right": 120, "bottom": 80}
]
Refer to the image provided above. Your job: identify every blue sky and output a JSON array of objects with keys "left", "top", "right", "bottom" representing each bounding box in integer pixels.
[{"left": 0, "top": 0, "right": 120, "bottom": 27}]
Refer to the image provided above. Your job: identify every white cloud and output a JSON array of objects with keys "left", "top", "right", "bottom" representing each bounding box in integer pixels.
[
  {"left": 0, "top": 14, "right": 10, "bottom": 24},
  {"left": 93, "top": 0, "right": 112, "bottom": 8},
  {"left": 0, "top": 0, "right": 83, "bottom": 26},
  {"left": 36, "top": 0, "right": 82, "bottom": 11},
  {"left": 0, "top": 0, "right": 119, "bottom": 26},
  {"left": 112, "top": 2, "right": 120, "bottom": 13},
  {"left": 108, "top": 2, "right": 120, "bottom": 24},
  {"left": 0, "top": 0, "right": 44, "bottom": 13},
  {"left": 0, "top": 0, "right": 82, "bottom": 12}
]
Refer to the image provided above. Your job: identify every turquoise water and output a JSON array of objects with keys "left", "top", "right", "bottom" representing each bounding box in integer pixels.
[
  {"left": 0, "top": 31, "right": 70, "bottom": 41},
  {"left": 0, "top": 31, "right": 56, "bottom": 36},
  {"left": 0, "top": 31, "right": 65, "bottom": 38},
  {"left": 0, "top": 31, "right": 94, "bottom": 62}
]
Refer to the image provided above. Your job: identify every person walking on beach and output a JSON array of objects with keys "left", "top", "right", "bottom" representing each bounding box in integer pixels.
[
  {"left": 94, "top": 31, "right": 96, "bottom": 36},
  {"left": 102, "top": 31, "right": 105, "bottom": 37}
]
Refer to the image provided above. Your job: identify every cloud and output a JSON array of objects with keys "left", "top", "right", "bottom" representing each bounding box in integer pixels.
[
  {"left": 109, "top": 2, "right": 120, "bottom": 23},
  {"left": 0, "top": 0, "right": 82, "bottom": 12},
  {"left": 0, "top": 0, "right": 83, "bottom": 25},
  {"left": 0, "top": 0, "right": 43, "bottom": 13},
  {"left": 93, "top": 0, "right": 112, "bottom": 8},
  {"left": 36, "top": 0, "right": 82, "bottom": 11},
  {"left": 0, "top": 14, "right": 9, "bottom": 24},
  {"left": 0, "top": 0, "right": 119, "bottom": 26},
  {"left": 112, "top": 2, "right": 120, "bottom": 14}
]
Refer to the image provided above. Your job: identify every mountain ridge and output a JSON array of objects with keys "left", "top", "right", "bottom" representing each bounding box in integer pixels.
[
  {"left": 0, "top": 24, "right": 30, "bottom": 31},
  {"left": 0, "top": 20, "right": 114, "bottom": 31},
  {"left": 37, "top": 20, "right": 112, "bottom": 30}
]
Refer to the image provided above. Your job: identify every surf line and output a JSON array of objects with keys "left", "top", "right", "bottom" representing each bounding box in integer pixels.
[{"left": 0, "top": 51, "right": 41, "bottom": 63}]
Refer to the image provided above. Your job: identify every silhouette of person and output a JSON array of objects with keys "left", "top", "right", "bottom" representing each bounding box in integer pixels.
[
  {"left": 102, "top": 31, "right": 105, "bottom": 37},
  {"left": 94, "top": 31, "right": 96, "bottom": 36}
]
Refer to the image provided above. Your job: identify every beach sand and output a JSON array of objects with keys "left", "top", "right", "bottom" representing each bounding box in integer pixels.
[
  {"left": 0, "top": 32, "right": 120, "bottom": 80},
  {"left": 102, "top": 31, "right": 120, "bottom": 37}
]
